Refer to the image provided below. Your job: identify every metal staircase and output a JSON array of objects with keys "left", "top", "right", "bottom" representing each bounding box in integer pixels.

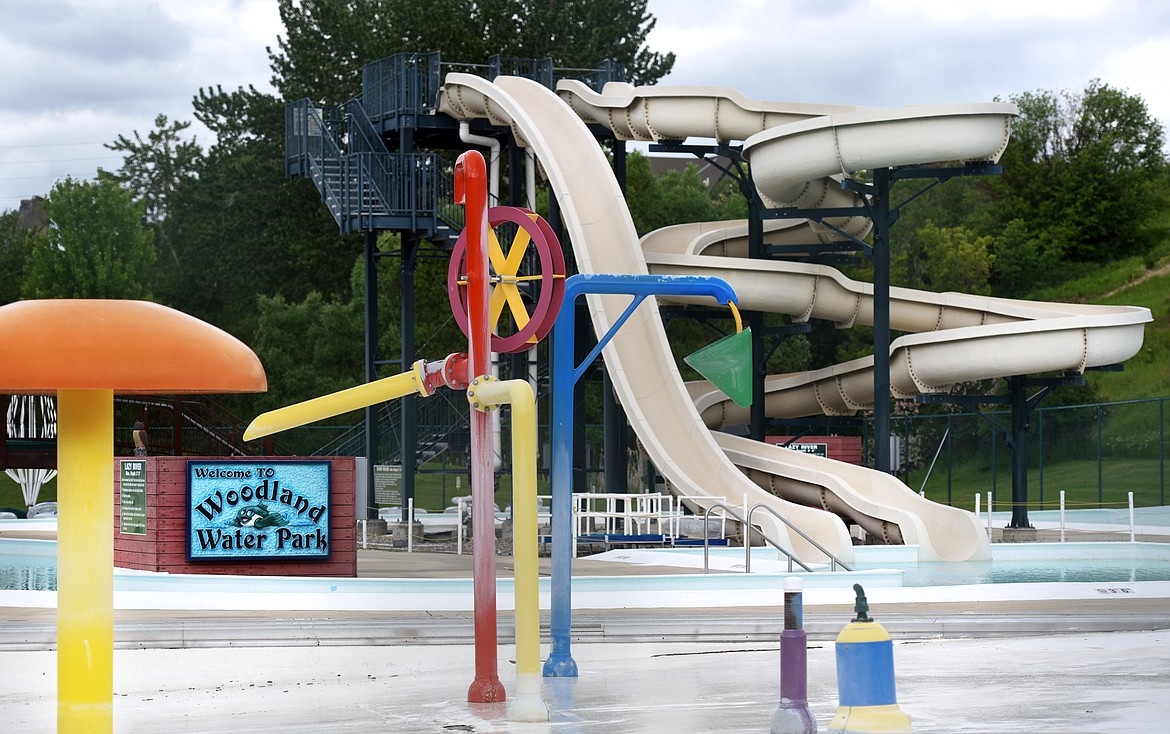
[
  {"left": 285, "top": 64, "right": 464, "bottom": 242},
  {"left": 285, "top": 50, "right": 626, "bottom": 243},
  {"left": 314, "top": 389, "right": 470, "bottom": 465},
  {"left": 284, "top": 51, "right": 625, "bottom": 493}
]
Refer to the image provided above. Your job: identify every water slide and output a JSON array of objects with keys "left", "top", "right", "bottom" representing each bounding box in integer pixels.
[{"left": 437, "top": 75, "right": 1152, "bottom": 564}]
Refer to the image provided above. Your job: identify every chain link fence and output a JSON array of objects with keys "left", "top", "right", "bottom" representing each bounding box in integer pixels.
[{"left": 878, "top": 397, "right": 1167, "bottom": 512}]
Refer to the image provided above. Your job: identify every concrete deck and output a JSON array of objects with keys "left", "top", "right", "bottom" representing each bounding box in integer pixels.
[{"left": 2, "top": 542, "right": 1169, "bottom": 731}]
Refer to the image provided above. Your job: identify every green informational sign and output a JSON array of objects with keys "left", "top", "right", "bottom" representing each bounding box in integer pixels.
[
  {"left": 373, "top": 464, "right": 402, "bottom": 506},
  {"left": 119, "top": 459, "right": 148, "bottom": 535}
]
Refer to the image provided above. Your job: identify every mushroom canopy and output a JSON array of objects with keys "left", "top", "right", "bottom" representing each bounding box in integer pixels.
[{"left": 0, "top": 300, "right": 266, "bottom": 395}]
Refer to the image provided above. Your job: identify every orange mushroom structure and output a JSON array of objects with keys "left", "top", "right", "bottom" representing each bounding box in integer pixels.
[{"left": 0, "top": 299, "right": 266, "bottom": 732}]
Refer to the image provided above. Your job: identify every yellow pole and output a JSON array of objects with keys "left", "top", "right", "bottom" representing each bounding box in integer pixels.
[
  {"left": 56, "top": 388, "right": 114, "bottom": 733},
  {"left": 467, "top": 378, "right": 547, "bottom": 722},
  {"left": 244, "top": 361, "right": 428, "bottom": 440}
]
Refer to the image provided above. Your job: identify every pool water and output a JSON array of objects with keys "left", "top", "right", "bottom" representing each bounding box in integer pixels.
[
  {"left": 0, "top": 557, "right": 56, "bottom": 592},
  {"left": 2, "top": 535, "right": 1169, "bottom": 593},
  {"left": 851, "top": 540, "right": 1170, "bottom": 586},
  {"left": 0, "top": 539, "right": 56, "bottom": 591},
  {"left": 854, "top": 557, "right": 1170, "bottom": 586}
]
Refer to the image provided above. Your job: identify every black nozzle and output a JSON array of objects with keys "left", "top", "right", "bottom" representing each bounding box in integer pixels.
[{"left": 852, "top": 583, "right": 872, "bottom": 623}]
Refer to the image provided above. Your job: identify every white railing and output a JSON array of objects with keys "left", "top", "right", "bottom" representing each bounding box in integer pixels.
[
  {"left": 978, "top": 490, "right": 1142, "bottom": 543},
  {"left": 564, "top": 492, "right": 745, "bottom": 557},
  {"left": 570, "top": 492, "right": 670, "bottom": 551}
]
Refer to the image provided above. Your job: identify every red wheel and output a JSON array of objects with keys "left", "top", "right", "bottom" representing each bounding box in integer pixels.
[{"left": 447, "top": 206, "right": 565, "bottom": 353}]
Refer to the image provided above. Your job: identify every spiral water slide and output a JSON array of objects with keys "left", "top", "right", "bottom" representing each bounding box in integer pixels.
[{"left": 439, "top": 75, "right": 1151, "bottom": 563}]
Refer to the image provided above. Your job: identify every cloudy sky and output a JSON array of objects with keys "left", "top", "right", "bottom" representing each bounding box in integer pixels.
[{"left": 2, "top": 0, "right": 1169, "bottom": 212}]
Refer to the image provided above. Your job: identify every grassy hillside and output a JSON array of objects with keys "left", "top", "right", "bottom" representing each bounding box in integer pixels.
[{"left": 1030, "top": 246, "right": 1170, "bottom": 402}]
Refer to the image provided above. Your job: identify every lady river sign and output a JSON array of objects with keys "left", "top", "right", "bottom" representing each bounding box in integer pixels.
[{"left": 187, "top": 461, "right": 331, "bottom": 561}]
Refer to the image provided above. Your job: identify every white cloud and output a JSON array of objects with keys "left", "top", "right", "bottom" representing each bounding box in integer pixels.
[
  {"left": 646, "top": 0, "right": 1170, "bottom": 120},
  {"left": 0, "top": 0, "right": 281, "bottom": 209}
]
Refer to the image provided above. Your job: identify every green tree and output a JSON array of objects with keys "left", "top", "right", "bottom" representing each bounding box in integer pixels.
[
  {"left": 21, "top": 177, "right": 156, "bottom": 299},
  {"left": 512, "top": 0, "right": 674, "bottom": 85},
  {"left": 267, "top": 0, "right": 675, "bottom": 106},
  {"left": 623, "top": 152, "right": 740, "bottom": 235},
  {"left": 892, "top": 224, "right": 995, "bottom": 295},
  {"left": 653, "top": 165, "right": 720, "bottom": 230},
  {"left": 0, "top": 209, "right": 33, "bottom": 305},
  {"left": 251, "top": 290, "right": 365, "bottom": 413},
  {"left": 991, "top": 80, "right": 1166, "bottom": 279},
  {"left": 99, "top": 114, "right": 202, "bottom": 269},
  {"left": 155, "top": 86, "right": 361, "bottom": 334},
  {"left": 623, "top": 150, "right": 661, "bottom": 235}
]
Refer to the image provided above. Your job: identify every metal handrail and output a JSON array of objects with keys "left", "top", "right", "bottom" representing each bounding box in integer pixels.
[
  {"left": 362, "top": 51, "right": 441, "bottom": 120},
  {"left": 746, "top": 503, "right": 853, "bottom": 572},
  {"left": 702, "top": 502, "right": 813, "bottom": 574}
]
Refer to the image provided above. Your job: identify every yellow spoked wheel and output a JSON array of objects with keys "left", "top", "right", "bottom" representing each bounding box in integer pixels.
[{"left": 447, "top": 206, "right": 565, "bottom": 353}]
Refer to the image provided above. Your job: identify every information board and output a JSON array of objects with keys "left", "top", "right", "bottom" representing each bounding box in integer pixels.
[
  {"left": 782, "top": 442, "right": 829, "bottom": 457},
  {"left": 119, "top": 459, "right": 147, "bottom": 535},
  {"left": 373, "top": 464, "right": 402, "bottom": 506},
  {"left": 187, "top": 461, "right": 331, "bottom": 561}
]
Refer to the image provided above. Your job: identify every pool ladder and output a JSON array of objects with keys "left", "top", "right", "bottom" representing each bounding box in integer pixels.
[{"left": 701, "top": 501, "right": 853, "bottom": 574}]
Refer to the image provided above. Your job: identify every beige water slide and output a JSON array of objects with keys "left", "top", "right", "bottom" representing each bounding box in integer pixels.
[{"left": 439, "top": 75, "right": 1151, "bottom": 564}]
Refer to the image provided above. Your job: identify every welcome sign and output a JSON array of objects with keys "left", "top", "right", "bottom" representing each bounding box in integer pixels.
[{"left": 187, "top": 461, "right": 331, "bottom": 561}]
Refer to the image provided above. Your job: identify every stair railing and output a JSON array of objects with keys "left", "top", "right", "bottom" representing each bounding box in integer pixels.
[
  {"left": 746, "top": 503, "right": 853, "bottom": 572},
  {"left": 697, "top": 499, "right": 857, "bottom": 574},
  {"left": 701, "top": 501, "right": 814, "bottom": 574}
]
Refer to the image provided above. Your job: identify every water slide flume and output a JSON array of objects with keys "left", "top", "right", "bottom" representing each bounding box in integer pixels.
[
  {"left": 441, "top": 74, "right": 857, "bottom": 564},
  {"left": 579, "top": 82, "right": 1145, "bottom": 560},
  {"left": 438, "top": 74, "right": 1149, "bottom": 564},
  {"left": 557, "top": 79, "right": 874, "bottom": 240},
  {"left": 644, "top": 229, "right": 1152, "bottom": 419}
]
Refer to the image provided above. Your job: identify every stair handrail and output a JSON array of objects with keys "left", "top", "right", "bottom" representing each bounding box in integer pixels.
[
  {"left": 361, "top": 51, "right": 441, "bottom": 122},
  {"left": 296, "top": 103, "right": 347, "bottom": 220},
  {"left": 347, "top": 99, "right": 405, "bottom": 220},
  {"left": 431, "top": 152, "right": 464, "bottom": 235},
  {"left": 746, "top": 503, "right": 853, "bottom": 572},
  {"left": 702, "top": 501, "right": 813, "bottom": 574},
  {"left": 285, "top": 100, "right": 342, "bottom": 169}
]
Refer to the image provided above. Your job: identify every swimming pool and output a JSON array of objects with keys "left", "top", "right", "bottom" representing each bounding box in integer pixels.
[
  {"left": 3, "top": 503, "right": 1170, "bottom": 612},
  {"left": 0, "top": 538, "right": 55, "bottom": 592},
  {"left": 3, "top": 534, "right": 1168, "bottom": 591},
  {"left": 854, "top": 542, "right": 1170, "bottom": 586}
]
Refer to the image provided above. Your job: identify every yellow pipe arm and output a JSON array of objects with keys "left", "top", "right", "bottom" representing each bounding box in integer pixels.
[{"left": 244, "top": 360, "right": 429, "bottom": 441}]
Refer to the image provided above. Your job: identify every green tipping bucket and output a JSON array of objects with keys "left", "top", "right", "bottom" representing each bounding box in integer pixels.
[{"left": 684, "top": 327, "right": 753, "bottom": 408}]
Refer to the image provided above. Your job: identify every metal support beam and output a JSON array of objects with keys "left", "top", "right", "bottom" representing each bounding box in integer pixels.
[
  {"left": 1008, "top": 376, "right": 1031, "bottom": 528},
  {"left": 363, "top": 230, "right": 379, "bottom": 520},
  {"left": 400, "top": 236, "right": 418, "bottom": 521},
  {"left": 748, "top": 190, "right": 767, "bottom": 441},
  {"left": 604, "top": 138, "right": 629, "bottom": 493},
  {"left": 871, "top": 169, "right": 892, "bottom": 473},
  {"left": 921, "top": 371, "right": 1088, "bottom": 528}
]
